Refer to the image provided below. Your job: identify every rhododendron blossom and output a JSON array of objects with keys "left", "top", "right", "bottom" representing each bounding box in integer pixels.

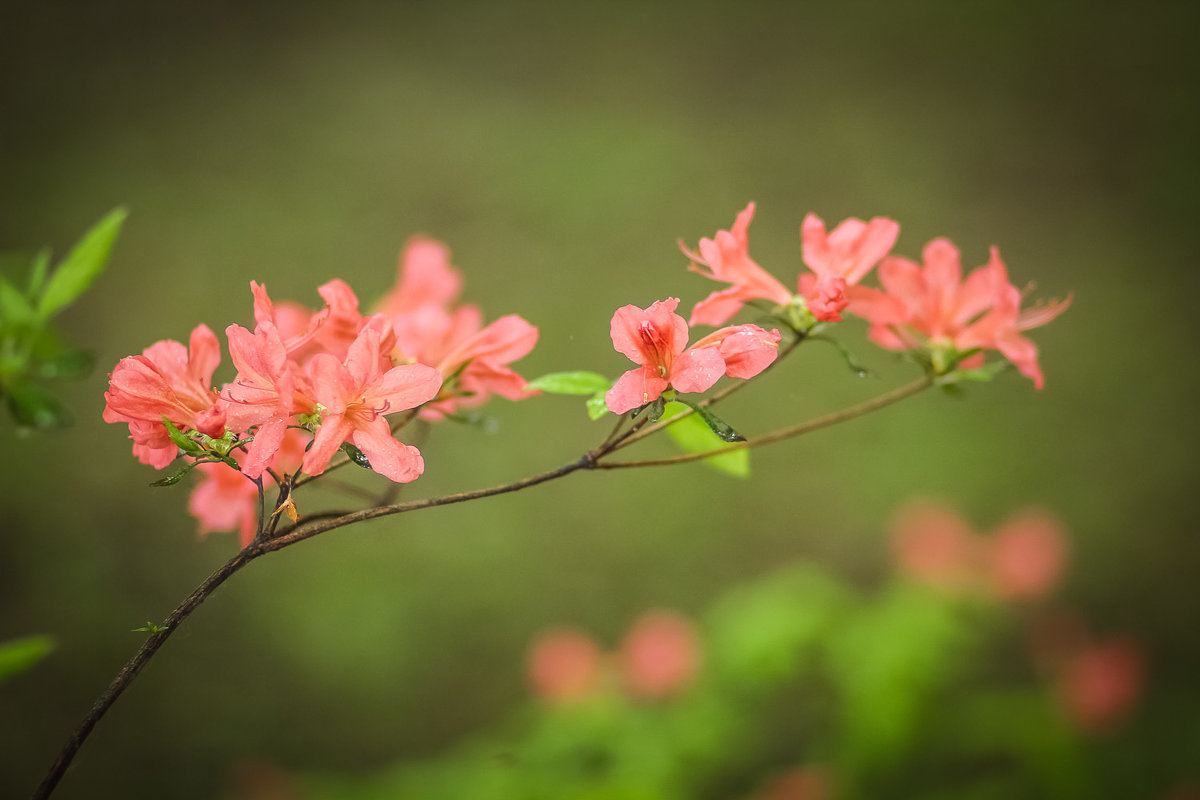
[
  {"left": 797, "top": 212, "right": 900, "bottom": 322},
  {"left": 849, "top": 240, "right": 1070, "bottom": 388},
  {"left": 376, "top": 237, "right": 539, "bottom": 416},
  {"left": 103, "top": 324, "right": 226, "bottom": 469},
  {"left": 527, "top": 628, "right": 603, "bottom": 703},
  {"left": 605, "top": 298, "right": 726, "bottom": 414},
  {"left": 619, "top": 610, "right": 700, "bottom": 698},
  {"left": 301, "top": 317, "right": 442, "bottom": 483},
  {"left": 682, "top": 202, "right": 792, "bottom": 327}
]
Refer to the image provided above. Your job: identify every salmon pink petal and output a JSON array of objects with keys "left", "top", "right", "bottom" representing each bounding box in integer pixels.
[
  {"left": 606, "top": 366, "right": 670, "bottom": 414},
  {"left": 609, "top": 299, "right": 687, "bottom": 366},
  {"left": 189, "top": 462, "right": 259, "bottom": 548},
  {"left": 438, "top": 314, "right": 538, "bottom": 375},
  {"left": 301, "top": 414, "right": 353, "bottom": 477},
  {"left": 186, "top": 324, "right": 221, "bottom": 386},
  {"left": 689, "top": 287, "right": 756, "bottom": 327},
  {"left": 371, "top": 362, "right": 443, "bottom": 411},
  {"left": 845, "top": 285, "right": 907, "bottom": 325},
  {"left": 460, "top": 361, "right": 531, "bottom": 401},
  {"left": 711, "top": 325, "right": 781, "bottom": 379},
  {"left": 669, "top": 347, "right": 725, "bottom": 394},
  {"left": 350, "top": 418, "right": 425, "bottom": 483}
]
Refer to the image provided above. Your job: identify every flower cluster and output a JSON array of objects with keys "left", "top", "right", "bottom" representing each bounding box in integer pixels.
[
  {"left": 890, "top": 500, "right": 1069, "bottom": 600},
  {"left": 527, "top": 610, "right": 700, "bottom": 703},
  {"left": 104, "top": 238, "right": 540, "bottom": 540},
  {"left": 681, "top": 204, "right": 1070, "bottom": 387}
]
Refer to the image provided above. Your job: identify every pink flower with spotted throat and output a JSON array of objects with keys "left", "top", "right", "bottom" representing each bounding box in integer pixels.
[
  {"left": 302, "top": 316, "right": 442, "bottom": 483},
  {"left": 103, "top": 324, "right": 226, "bottom": 469},
  {"left": 605, "top": 298, "right": 779, "bottom": 414}
]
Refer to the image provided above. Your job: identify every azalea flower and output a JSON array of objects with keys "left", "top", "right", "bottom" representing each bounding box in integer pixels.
[
  {"left": 527, "top": 628, "right": 603, "bottom": 703},
  {"left": 690, "top": 323, "right": 782, "bottom": 379},
  {"left": 797, "top": 212, "right": 900, "bottom": 322},
  {"left": 375, "top": 236, "right": 539, "bottom": 416},
  {"left": 681, "top": 203, "right": 792, "bottom": 327},
  {"left": 605, "top": 298, "right": 727, "bottom": 414},
  {"left": 619, "top": 610, "right": 700, "bottom": 698},
  {"left": 301, "top": 316, "right": 442, "bottom": 482},
  {"left": 220, "top": 320, "right": 305, "bottom": 479},
  {"left": 103, "top": 324, "right": 226, "bottom": 469},
  {"left": 849, "top": 239, "right": 1071, "bottom": 388}
]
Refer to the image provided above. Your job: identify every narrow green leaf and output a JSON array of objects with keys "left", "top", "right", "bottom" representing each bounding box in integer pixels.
[
  {"left": 0, "top": 274, "right": 36, "bottom": 327},
  {"left": 37, "top": 207, "right": 127, "bottom": 319},
  {"left": 527, "top": 371, "right": 612, "bottom": 396},
  {"left": 679, "top": 398, "right": 746, "bottom": 442},
  {"left": 810, "top": 334, "right": 874, "bottom": 378},
  {"left": 149, "top": 463, "right": 195, "bottom": 487},
  {"left": 940, "top": 360, "right": 1012, "bottom": 384},
  {"left": 0, "top": 635, "right": 55, "bottom": 681},
  {"left": 27, "top": 249, "right": 51, "bottom": 297},
  {"left": 161, "top": 415, "right": 205, "bottom": 457},
  {"left": 4, "top": 380, "right": 72, "bottom": 429},
  {"left": 661, "top": 401, "right": 749, "bottom": 478},
  {"left": 341, "top": 441, "right": 373, "bottom": 469},
  {"left": 586, "top": 392, "right": 609, "bottom": 420}
]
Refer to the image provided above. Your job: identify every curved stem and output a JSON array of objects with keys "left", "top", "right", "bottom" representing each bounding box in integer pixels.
[
  {"left": 33, "top": 545, "right": 264, "bottom": 800},
  {"left": 34, "top": 370, "right": 928, "bottom": 797},
  {"left": 595, "top": 375, "right": 933, "bottom": 469}
]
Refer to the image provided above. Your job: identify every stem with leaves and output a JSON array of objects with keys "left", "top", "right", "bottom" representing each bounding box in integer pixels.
[{"left": 33, "top": 335, "right": 934, "bottom": 800}]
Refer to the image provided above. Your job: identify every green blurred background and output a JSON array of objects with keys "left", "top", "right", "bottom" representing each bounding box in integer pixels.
[{"left": 2, "top": 1, "right": 1197, "bottom": 797}]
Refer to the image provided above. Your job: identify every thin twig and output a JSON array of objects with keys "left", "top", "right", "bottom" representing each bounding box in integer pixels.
[
  {"left": 34, "top": 370, "right": 930, "bottom": 798},
  {"left": 596, "top": 375, "right": 933, "bottom": 469},
  {"left": 32, "top": 545, "right": 264, "bottom": 800}
]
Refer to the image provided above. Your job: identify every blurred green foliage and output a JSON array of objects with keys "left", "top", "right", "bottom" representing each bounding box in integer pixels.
[{"left": 0, "top": 209, "right": 125, "bottom": 429}]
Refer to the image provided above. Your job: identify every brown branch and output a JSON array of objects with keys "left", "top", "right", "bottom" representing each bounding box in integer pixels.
[
  {"left": 33, "top": 369, "right": 929, "bottom": 798},
  {"left": 595, "top": 375, "right": 933, "bottom": 469},
  {"left": 32, "top": 545, "right": 265, "bottom": 800}
]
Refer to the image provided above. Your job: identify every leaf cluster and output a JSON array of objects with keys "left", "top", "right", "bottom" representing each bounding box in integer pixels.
[{"left": 0, "top": 209, "right": 126, "bottom": 431}]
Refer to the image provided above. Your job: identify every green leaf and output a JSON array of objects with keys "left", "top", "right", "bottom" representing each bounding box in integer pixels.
[
  {"left": 149, "top": 462, "right": 195, "bottom": 487},
  {"left": 27, "top": 248, "right": 50, "bottom": 297},
  {"left": 0, "top": 274, "right": 36, "bottom": 327},
  {"left": 527, "top": 371, "right": 612, "bottom": 396},
  {"left": 678, "top": 398, "right": 746, "bottom": 442},
  {"left": 161, "top": 415, "right": 205, "bottom": 457},
  {"left": 0, "top": 635, "right": 55, "bottom": 681},
  {"left": 661, "top": 401, "right": 749, "bottom": 478},
  {"left": 939, "top": 360, "right": 1012, "bottom": 385},
  {"left": 586, "top": 391, "right": 609, "bottom": 420},
  {"left": 341, "top": 441, "right": 373, "bottom": 469},
  {"left": 4, "top": 379, "right": 72, "bottom": 429},
  {"left": 810, "top": 334, "right": 873, "bottom": 377},
  {"left": 37, "top": 207, "right": 127, "bottom": 319}
]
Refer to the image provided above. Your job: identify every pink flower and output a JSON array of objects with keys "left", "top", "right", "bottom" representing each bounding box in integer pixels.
[
  {"left": 302, "top": 317, "right": 442, "bottom": 482},
  {"left": 690, "top": 323, "right": 782, "bottom": 379},
  {"left": 527, "top": 628, "right": 603, "bottom": 703},
  {"left": 374, "top": 237, "right": 539, "bottom": 416},
  {"left": 890, "top": 501, "right": 979, "bottom": 591},
  {"left": 682, "top": 203, "right": 792, "bottom": 326},
  {"left": 189, "top": 461, "right": 260, "bottom": 547},
  {"left": 850, "top": 240, "right": 1070, "bottom": 388},
  {"left": 798, "top": 213, "right": 899, "bottom": 322},
  {"left": 1056, "top": 637, "right": 1145, "bottom": 734},
  {"left": 376, "top": 236, "right": 463, "bottom": 318},
  {"left": 619, "top": 610, "right": 700, "bottom": 698},
  {"left": 103, "top": 324, "right": 226, "bottom": 469},
  {"left": 983, "top": 510, "right": 1068, "bottom": 600},
  {"left": 221, "top": 320, "right": 300, "bottom": 479},
  {"left": 605, "top": 298, "right": 727, "bottom": 414},
  {"left": 430, "top": 314, "right": 539, "bottom": 412}
]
